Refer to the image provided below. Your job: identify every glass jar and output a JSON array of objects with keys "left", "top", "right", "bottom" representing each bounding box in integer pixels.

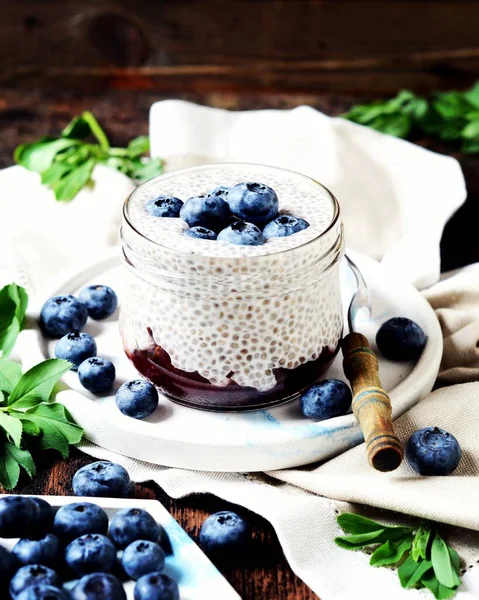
[{"left": 120, "top": 163, "right": 344, "bottom": 411}]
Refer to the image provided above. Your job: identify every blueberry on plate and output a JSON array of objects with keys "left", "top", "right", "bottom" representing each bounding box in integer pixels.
[
  {"left": 217, "top": 221, "right": 265, "bottom": 246},
  {"left": 13, "top": 534, "right": 60, "bottom": 567},
  {"left": 184, "top": 226, "right": 217, "bottom": 240},
  {"left": 180, "top": 194, "right": 230, "bottom": 232},
  {"left": 227, "top": 182, "right": 279, "bottom": 225},
  {"left": 55, "top": 332, "right": 97, "bottom": 370},
  {"left": 109, "top": 508, "right": 161, "bottom": 549},
  {"left": 78, "top": 357, "right": 116, "bottom": 394},
  {"left": 263, "top": 215, "right": 310, "bottom": 238},
  {"left": 121, "top": 540, "right": 165, "bottom": 580},
  {"left": 10, "top": 564, "right": 60, "bottom": 598},
  {"left": 29, "top": 497, "right": 55, "bottom": 538},
  {"left": 79, "top": 285, "right": 118, "bottom": 320},
  {"left": 300, "top": 379, "right": 352, "bottom": 422},
  {"left": 40, "top": 295, "right": 88, "bottom": 338},
  {"left": 53, "top": 502, "right": 109, "bottom": 543},
  {"left": 199, "top": 511, "right": 249, "bottom": 558},
  {"left": 70, "top": 573, "right": 126, "bottom": 600},
  {"left": 66, "top": 534, "right": 117, "bottom": 577},
  {"left": 406, "top": 426, "right": 461, "bottom": 476},
  {"left": 0, "top": 496, "right": 39, "bottom": 538},
  {"left": 0, "top": 545, "right": 18, "bottom": 588},
  {"left": 134, "top": 572, "right": 179, "bottom": 600},
  {"left": 73, "top": 461, "right": 131, "bottom": 498},
  {"left": 145, "top": 196, "right": 183, "bottom": 219},
  {"left": 16, "top": 585, "right": 69, "bottom": 600},
  {"left": 376, "top": 317, "right": 427, "bottom": 361},
  {"left": 115, "top": 380, "right": 158, "bottom": 420}
]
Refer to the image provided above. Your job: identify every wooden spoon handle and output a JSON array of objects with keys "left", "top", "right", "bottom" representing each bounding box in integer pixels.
[{"left": 342, "top": 332, "right": 403, "bottom": 472}]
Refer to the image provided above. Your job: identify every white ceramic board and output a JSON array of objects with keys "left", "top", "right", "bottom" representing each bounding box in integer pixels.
[{"left": 20, "top": 248, "right": 442, "bottom": 472}]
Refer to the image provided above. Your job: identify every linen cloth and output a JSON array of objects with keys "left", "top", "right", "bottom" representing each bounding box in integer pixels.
[{"left": 1, "top": 101, "right": 478, "bottom": 599}]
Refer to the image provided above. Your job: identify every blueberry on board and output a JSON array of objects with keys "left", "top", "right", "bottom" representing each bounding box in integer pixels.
[
  {"left": 70, "top": 573, "right": 126, "bottom": 600},
  {"left": 10, "top": 564, "right": 60, "bottom": 598},
  {"left": 65, "top": 534, "right": 117, "bottom": 577},
  {"left": 134, "top": 572, "right": 179, "bottom": 600},
  {"left": 53, "top": 503, "right": 109, "bottom": 543},
  {"left": 78, "top": 357, "right": 116, "bottom": 394},
  {"left": 121, "top": 540, "right": 165, "bottom": 580},
  {"left": 217, "top": 221, "right": 265, "bottom": 246},
  {"left": 73, "top": 461, "right": 131, "bottom": 498},
  {"left": 227, "top": 182, "right": 279, "bottom": 225},
  {"left": 16, "top": 585, "right": 69, "bottom": 600},
  {"left": 0, "top": 545, "right": 18, "bottom": 589},
  {"left": 115, "top": 380, "right": 159, "bottom": 420},
  {"left": 376, "top": 317, "right": 427, "bottom": 361},
  {"left": 79, "top": 285, "right": 118, "bottom": 320},
  {"left": 29, "top": 497, "right": 55, "bottom": 538},
  {"left": 199, "top": 511, "right": 249, "bottom": 558},
  {"left": 109, "top": 508, "right": 161, "bottom": 549},
  {"left": 300, "top": 379, "right": 352, "bottom": 422},
  {"left": 145, "top": 196, "right": 183, "bottom": 219},
  {"left": 12, "top": 534, "right": 60, "bottom": 567},
  {"left": 0, "top": 496, "right": 39, "bottom": 538},
  {"left": 184, "top": 226, "right": 217, "bottom": 240},
  {"left": 55, "top": 332, "right": 97, "bottom": 370},
  {"left": 263, "top": 214, "right": 310, "bottom": 238},
  {"left": 40, "top": 295, "right": 88, "bottom": 338},
  {"left": 406, "top": 426, "right": 462, "bottom": 476},
  {"left": 180, "top": 194, "right": 230, "bottom": 232}
]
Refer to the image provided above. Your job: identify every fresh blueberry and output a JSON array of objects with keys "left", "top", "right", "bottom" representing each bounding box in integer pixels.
[
  {"left": 184, "top": 226, "right": 217, "bottom": 240},
  {"left": 54, "top": 502, "right": 109, "bottom": 543},
  {"left": 63, "top": 579, "right": 80, "bottom": 594},
  {"left": 263, "top": 214, "right": 310, "bottom": 238},
  {"left": 121, "top": 540, "right": 165, "bottom": 580},
  {"left": 0, "top": 496, "right": 39, "bottom": 538},
  {"left": 65, "top": 534, "right": 117, "bottom": 577},
  {"left": 109, "top": 508, "right": 160, "bottom": 549},
  {"left": 300, "top": 379, "right": 352, "bottom": 421},
  {"left": 16, "top": 585, "right": 68, "bottom": 600},
  {"left": 10, "top": 565, "right": 60, "bottom": 598},
  {"left": 217, "top": 221, "right": 265, "bottom": 246},
  {"left": 406, "top": 427, "right": 461, "bottom": 476},
  {"left": 376, "top": 317, "right": 427, "bottom": 361},
  {"left": 29, "top": 498, "right": 55, "bottom": 538},
  {"left": 146, "top": 196, "right": 183, "bottom": 219},
  {"left": 79, "top": 285, "right": 118, "bottom": 320},
  {"left": 78, "top": 358, "right": 116, "bottom": 394},
  {"left": 208, "top": 185, "right": 230, "bottom": 201},
  {"left": 73, "top": 461, "right": 131, "bottom": 498},
  {"left": 180, "top": 194, "right": 230, "bottom": 232},
  {"left": 134, "top": 572, "right": 179, "bottom": 600},
  {"left": 70, "top": 573, "right": 126, "bottom": 600},
  {"left": 40, "top": 295, "right": 88, "bottom": 338},
  {"left": 0, "top": 545, "right": 18, "bottom": 589},
  {"left": 227, "top": 182, "right": 279, "bottom": 225},
  {"left": 55, "top": 332, "right": 97, "bottom": 370},
  {"left": 199, "top": 511, "right": 249, "bottom": 558},
  {"left": 115, "top": 380, "right": 158, "bottom": 419},
  {"left": 12, "top": 534, "right": 60, "bottom": 567}
]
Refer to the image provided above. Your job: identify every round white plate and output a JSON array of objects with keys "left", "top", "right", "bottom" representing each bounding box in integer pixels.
[{"left": 21, "top": 249, "right": 442, "bottom": 472}]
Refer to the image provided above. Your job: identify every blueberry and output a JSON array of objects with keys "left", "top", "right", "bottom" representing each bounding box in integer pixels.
[
  {"left": 40, "top": 295, "right": 88, "bottom": 338},
  {"left": 217, "top": 221, "right": 265, "bottom": 246},
  {"left": 79, "top": 285, "right": 118, "bottom": 320},
  {"left": 16, "top": 585, "right": 68, "bottom": 600},
  {"left": 53, "top": 503, "right": 109, "bottom": 543},
  {"left": 70, "top": 573, "right": 126, "bottom": 600},
  {"left": 406, "top": 427, "right": 461, "bottom": 476},
  {"left": 121, "top": 540, "right": 165, "bottom": 580},
  {"left": 78, "top": 358, "right": 116, "bottom": 394},
  {"left": 109, "top": 508, "right": 161, "bottom": 549},
  {"left": 55, "top": 332, "right": 97, "bottom": 370},
  {"left": 146, "top": 195, "right": 183, "bottom": 218},
  {"left": 263, "top": 214, "right": 310, "bottom": 238},
  {"left": 0, "top": 496, "right": 39, "bottom": 538},
  {"left": 0, "top": 545, "right": 18, "bottom": 589},
  {"left": 65, "top": 534, "right": 117, "bottom": 577},
  {"left": 115, "top": 380, "right": 158, "bottom": 420},
  {"left": 199, "top": 511, "right": 249, "bottom": 558},
  {"left": 227, "top": 182, "right": 279, "bottom": 225},
  {"left": 184, "top": 226, "right": 217, "bottom": 240},
  {"left": 376, "top": 317, "right": 427, "bottom": 361},
  {"left": 300, "top": 379, "right": 352, "bottom": 421},
  {"left": 180, "top": 194, "right": 230, "bottom": 232},
  {"left": 10, "top": 565, "right": 60, "bottom": 598},
  {"left": 13, "top": 534, "right": 60, "bottom": 567},
  {"left": 29, "top": 498, "right": 55, "bottom": 538},
  {"left": 134, "top": 572, "right": 179, "bottom": 600},
  {"left": 73, "top": 461, "right": 131, "bottom": 499},
  {"left": 208, "top": 185, "right": 230, "bottom": 202}
]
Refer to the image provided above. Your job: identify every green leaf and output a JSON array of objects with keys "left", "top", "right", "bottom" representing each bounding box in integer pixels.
[
  {"left": 50, "top": 158, "right": 95, "bottom": 202},
  {"left": 81, "top": 112, "right": 110, "bottom": 151},
  {"left": 412, "top": 524, "right": 432, "bottom": 562},
  {"left": 127, "top": 136, "right": 150, "bottom": 157},
  {"left": 7, "top": 283, "right": 28, "bottom": 326},
  {"left": 337, "top": 513, "right": 411, "bottom": 536},
  {"left": 21, "top": 420, "right": 40, "bottom": 436},
  {"left": 14, "top": 138, "right": 77, "bottom": 173},
  {"left": 61, "top": 115, "right": 92, "bottom": 140},
  {"left": 41, "top": 161, "right": 73, "bottom": 185},
  {"left": 0, "top": 411, "right": 22, "bottom": 446},
  {"left": 433, "top": 92, "right": 473, "bottom": 120},
  {"left": 128, "top": 158, "right": 164, "bottom": 183},
  {"left": 8, "top": 358, "right": 72, "bottom": 408},
  {"left": 421, "top": 572, "right": 458, "bottom": 599},
  {"left": 0, "top": 319, "right": 20, "bottom": 358},
  {"left": 399, "top": 555, "right": 433, "bottom": 588},
  {"left": 0, "top": 283, "right": 28, "bottom": 357},
  {"left": 335, "top": 529, "right": 386, "bottom": 549},
  {"left": 432, "top": 535, "right": 461, "bottom": 588},
  {"left": 465, "top": 81, "right": 479, "bottom": 109},
  {"left": 369, "top": 113, "right": 412, "bottom": 138},
  {"left": 0, "top": 441, "right": 35, "bottom": 489},
  {"left": 0, "top": 359, "right": 23, "bottom": 394},
  {"left": 370, "top": 536, "right": 413, "bottom": 566},
  {"left": 462, "top": 119, "right": 479, "bottom": 139}
]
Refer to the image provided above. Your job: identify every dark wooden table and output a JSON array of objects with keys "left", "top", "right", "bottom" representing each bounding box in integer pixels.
[{"left": 1, "top": 87, "right": 477, "bottom": 600}]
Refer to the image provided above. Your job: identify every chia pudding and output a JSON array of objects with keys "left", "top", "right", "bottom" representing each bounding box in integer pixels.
[{"left": 120, "top": 163, "right": 344, "bottom": 410}]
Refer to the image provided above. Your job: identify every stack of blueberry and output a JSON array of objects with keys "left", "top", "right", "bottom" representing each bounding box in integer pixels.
[{"left": 145, "top": 182, "right": 310, "bottom": 246}]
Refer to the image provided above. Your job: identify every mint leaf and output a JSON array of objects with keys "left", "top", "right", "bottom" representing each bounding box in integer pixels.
[
  {"left": 0, "top": 283, "right": 29, "bottom": 357},
  {"left": 335, "top": 529, "right": 386, "bottom": 549},
  {"left": 462, "top": 119, "right": 479, "bottom": 139},
  {"left": 465, "top": 82, "right": 479, "bottom": 109},
  {"left": 0, "top": 440, "right": 35, "bottom": 490},
  {"left": 128, "top": 158, "right": 164, "bottom": 183},
  {"left": 41, "top": 161, "right": 74, "bottom": 185},
  {"left": 370, "top": 536, "right": 413, "bottom": 566},
  {"left": 337, "top": 513, "right": 411, "bottom": 536},
  {"left": 14, "top": 138, "right": 78, "bottom": 173},
  {"left": 412, "top": 524, "right": 431, "bottom": 562},
  {"left": 421, "top": 572, "right": 457, "bottom": 599},
  {"left": 0, "top": 412, "right": 22, "bottom": 447},
  {"left": 432, "top": 535, "right": 461, "bottom": 588},
  {"left": 61, "top": 114, "right": 92, "bottom": 140},
  {"left": 80, "top": 112, "right": 110, "bottom": 151},
  {"left": 127, "top": 136, "right": 150, "bottom": 158},
  {"left": 399, "top": 556, "right": 433, "bottom": 588},
  {"left": 51, "top": 158, "right": 95, "bottom": 202},
  {"left": 0, "top": 359, "right": 23, "bottom": 393},
  {"left": 8, "top": 358, "right": 71, "bottom": 408}
]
